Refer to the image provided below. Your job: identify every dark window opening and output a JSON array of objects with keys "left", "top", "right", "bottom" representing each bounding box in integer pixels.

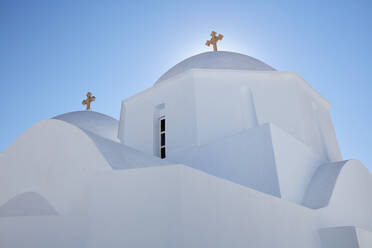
[
  {"left": 161, "top": 133, "right": 165, "bottom": 146},
  {"left": 160, "top": 147, "right": 166, "bottom": 159},
  {"left": 161, "top": 119, "right": 165, "bottom": 132}
]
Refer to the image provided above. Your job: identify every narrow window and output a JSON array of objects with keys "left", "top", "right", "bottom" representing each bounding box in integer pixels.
[
  {"left": 159, "top": 116, "right": 166, "bottom": 159},
  {"left": 161, "top": 133, "right": 165, "bottom": 146},
  {"left": 160, "top": 147, "right": 166, "bottom": 159},
  {"left": 161, "top": 118, "right": 165, "bottom": 132}
]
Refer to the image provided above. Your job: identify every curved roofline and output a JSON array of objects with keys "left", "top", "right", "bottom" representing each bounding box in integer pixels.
[
  {"left": 0, "top": 192, "right": 58, "bottom": 217},
  {"left": 155, "top": 51, "right": 275, "bottom": 85},
  {"left": 302, "top": 159, "right": 371, "bottom": 209},
  {"left": 52, "top": 111, "right": 120, "bottom": 142},
  {"left": 53, "top": 111, "right": 118, "bottom": 123}
]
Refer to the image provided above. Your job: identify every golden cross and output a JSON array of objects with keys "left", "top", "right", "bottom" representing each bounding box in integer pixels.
[
  {"left": 205, "top": 31, "right": 223, "bottom": 51},
  {"left": 82, "top": 92, "right": 96, "bottom": 110}
]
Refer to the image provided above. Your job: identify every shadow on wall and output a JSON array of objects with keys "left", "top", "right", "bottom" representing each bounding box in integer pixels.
[{"left": 0, "top": 192, "right": 58, "bottom": 217}]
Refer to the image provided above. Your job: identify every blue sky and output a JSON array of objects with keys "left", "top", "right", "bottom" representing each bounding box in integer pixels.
[{"left": 1, "top": 0, "right": 371, "bottom": 170}]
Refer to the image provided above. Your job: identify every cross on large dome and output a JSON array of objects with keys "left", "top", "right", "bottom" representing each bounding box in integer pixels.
[{"left": 155, "top": 51, "right": 275, "bottom": 85}]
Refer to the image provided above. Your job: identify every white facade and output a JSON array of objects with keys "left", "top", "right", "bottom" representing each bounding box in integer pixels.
[
  {"left": 0, "top": 51, "right": 371, "bottom": 248},
  {"left": 119, "top": 52, "right": 342, "bottom": 203}
]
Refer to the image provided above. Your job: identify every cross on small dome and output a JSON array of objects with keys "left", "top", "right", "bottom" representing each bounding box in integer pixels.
[{"left": 82, "top": 92, "right": 96, "bottom": 111}]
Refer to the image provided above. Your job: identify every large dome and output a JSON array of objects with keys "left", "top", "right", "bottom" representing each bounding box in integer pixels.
[{"left": 155, "top": 51, "right": 275, "bottom": 84}]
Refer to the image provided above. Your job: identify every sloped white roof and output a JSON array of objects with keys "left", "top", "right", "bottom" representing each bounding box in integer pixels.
[
  {"left": 155, "top": 51, "right": 275, "bottom": 84},
  {"left": 83, "top": 129, "right": 171, "bottom": 169},
  {"left": 52, "top": 111, "right": 170, "bottom": 169}
]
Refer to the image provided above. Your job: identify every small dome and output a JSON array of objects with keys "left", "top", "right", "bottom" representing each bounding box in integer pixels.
[
  {"left": 155, "top": 51, "right": 275, "bottom": 85},
  {"left": 53, "top": 111, "right": 119, "bottom": 142}
]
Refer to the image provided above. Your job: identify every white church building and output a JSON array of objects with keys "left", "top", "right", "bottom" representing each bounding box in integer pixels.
[{"left": 0, "top": 50, "right": 372, "bottom": 248}]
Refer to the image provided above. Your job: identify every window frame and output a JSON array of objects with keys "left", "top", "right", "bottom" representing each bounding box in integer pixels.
[{"left": 159, "top": 116, "right": 166, "bottom": 159}]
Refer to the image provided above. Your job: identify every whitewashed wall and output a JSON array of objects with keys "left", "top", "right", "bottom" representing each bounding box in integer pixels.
[
  {"left": 119, "top": 69, "right": 342, "bottom": 203},
  {"left": 119, "top": 71, "right": 198, "bottom": 156},
  {"left": 85, "top": 165, "right": 323, "bottom": 248},
  {"left": 0, "top": 119, "right": 111, "bottom": 215},
  {"left": 120, "top": 69, "right": 342, "bottom": 163},
  {"left": 167, "top": 124, "right": 281, "bottom": 198}
]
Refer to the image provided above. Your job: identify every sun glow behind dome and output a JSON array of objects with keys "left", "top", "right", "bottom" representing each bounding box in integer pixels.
[{"left": 154, "top": 51, "right": 275, "bottom": 85}]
